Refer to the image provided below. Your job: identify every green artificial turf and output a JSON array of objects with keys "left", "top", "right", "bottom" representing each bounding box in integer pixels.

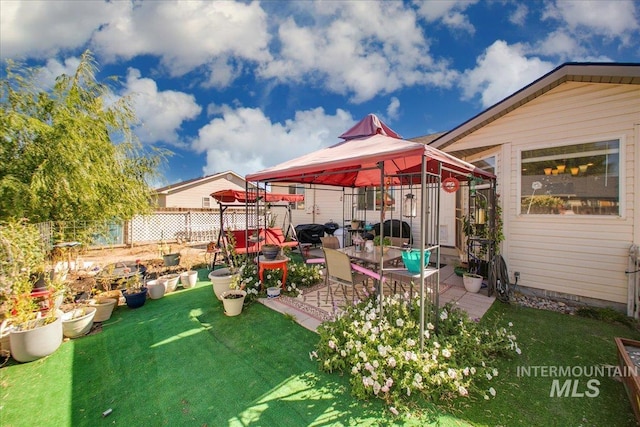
[{"left": 1, "top": 269, "right": 639, "bottom": 426}]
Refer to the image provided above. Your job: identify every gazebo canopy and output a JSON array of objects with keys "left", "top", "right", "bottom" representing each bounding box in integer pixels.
[
  {"left": 211, "top": 189, "right": 304, "bottom": 204},
  {"left": 246, "top": 114, "right": 494, "bottom": 187}
]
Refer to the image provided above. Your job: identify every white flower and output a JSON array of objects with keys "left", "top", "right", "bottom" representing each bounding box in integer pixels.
[
  {"left": 458, "top": 386, "right": 468, "bottom": 396},
  {"left": 489, "top": 387, "right": 496, "bottom": 396},
  {"left": 328, "top": 340, "right": 336, "bottom": 350},
  {"left": 493, "top": 368, "right": 499, "bottom": 377},
  {"left": 388, "top": 357, "right": 397, "bottom": 368},
  {"left": 484, "top": 394, "right": 490, "bottom": 400},
  {"left": 516, "top": 347, "right": 522, "bottom": 355},
  {"left": 406, "top": 338, "right": 416, "bottom": 347},
  {"left": 389, "top": 407, "right": 399, "bottom": 416},
  {"left": 396, "top": 318, "right": 404, "bottom": 327},
  {"left": 442, "top": 348, "right": 451, "bottom": 358},
  {"left": 447, "top": 368, "right": 457, "bottom": 379},
  {"left": 486, "top": 373, "right": 493, "bottom": 380},
  {"left": 508, "top": 321, "right": 513, "bottom": 327},
  {"left": 427, "top": 322, "right": 435, "bottom": 330},
  {"left": 440, "top": 310, "right": 448, "bottom": 320}
]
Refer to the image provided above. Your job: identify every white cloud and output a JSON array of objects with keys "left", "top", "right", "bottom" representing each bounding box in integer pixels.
[
  {"left": 34, "top": 56, "right": 82, "bottom": 89},
  {"left": 542, "top": 0, "right": 639, "bottom": 44},
  {"left": 92, "top": 1, "right": 271, "bottom": 80},
  {"left": 386, "top": 97, "right": 401, "bottom": 121},
  {"left": 259, "top": 2, "right": 456, "bottom": 103},
  {"left": 123, "top": 69, "right": 202, "bottom": 146},
  {"left": 192, "top": 107, "right": 355, "bottom": 177},
  {"left": 414, "top": 0, "right": 478, "bottom": 34},
  {"left": 0, "top": 0, "right": 118, "bottom": 58},
  {"left": 509, "top": 3, "right": 528, "bottom": 26},
  {"left": 460, "top": 40, "right": 554, "bottom": 107}
]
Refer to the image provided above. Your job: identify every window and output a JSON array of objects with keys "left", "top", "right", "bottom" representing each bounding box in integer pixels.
[
  {"left": 202, "top": 197, "right": 211, "bottom": 208},
  {"left": 356, "top": 187, "right": 395, "bottom": 211},
  {"left": 520, "top": 140, "right": 620, "bottom": 215},
  {"left": 289, "top": 185, "right": 305, "bottom": 210}
]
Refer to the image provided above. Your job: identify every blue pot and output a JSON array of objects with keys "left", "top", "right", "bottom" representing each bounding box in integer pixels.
[{"left": 122, "top": 288, "right": 148, "bottom": 309}]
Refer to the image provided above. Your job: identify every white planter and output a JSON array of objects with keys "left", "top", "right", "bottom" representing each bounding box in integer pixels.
[
  {"left": 463, "top": 274, "right": 483, "bottom": 293},
  {"left": 146, "top": 279, "right": 166, "bottom": 299},
  {"left": 180, "top": 270, "right": 198, "bottom": 289},
  {"left": 10, "top": 312, "right": 63, "bottom": 363},
  {"left": 62, "top": 307, "right": 96, "bottom": 338},
  {"left": 221, "top": 290, "right": 246, "bottom": 316},
  {"left": 209, "top": 268, "right": 238, "bottom": 301},
  {"left": 1, "top": 319, "right": 13, "bottom": 354},
  {"left": 267, "top": 286, "right": 281, "bottom": 298},
  {"left": 88, "top": 298, "right": 117, "bottom": 322},
  {"left": 160, "top": 274, "right": 180, "bottom": 293}
]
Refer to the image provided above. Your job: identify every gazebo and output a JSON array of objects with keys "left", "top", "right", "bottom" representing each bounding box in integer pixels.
[{"left": 246, "top": 114, "right": 496, "bottom": 347}]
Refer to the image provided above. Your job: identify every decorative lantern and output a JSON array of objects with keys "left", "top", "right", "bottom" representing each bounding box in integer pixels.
[{"left": 403, "top": 193, "right": 417, "bottom": 218}]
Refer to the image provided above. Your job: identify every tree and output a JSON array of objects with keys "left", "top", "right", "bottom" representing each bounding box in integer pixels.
[{"left": 0, "top": 50, "right": 169, "bottom": 225}]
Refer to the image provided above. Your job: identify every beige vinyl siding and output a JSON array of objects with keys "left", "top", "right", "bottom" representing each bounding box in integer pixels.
[
  {"left": 449, "top": 82, "right": 638, "bottom": 305},
  {"left": 164, "top": 177, "right": 246, "bottom": 208}
]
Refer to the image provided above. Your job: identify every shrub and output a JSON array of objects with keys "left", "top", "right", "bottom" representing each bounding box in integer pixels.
[{"left": 313, "top": 295, "right": 521, "bottom": 416}]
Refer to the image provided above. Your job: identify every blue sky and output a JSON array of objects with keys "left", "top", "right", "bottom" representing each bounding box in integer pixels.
[{"left": 1, "top": 0, "right": 638, "bottom": 187}]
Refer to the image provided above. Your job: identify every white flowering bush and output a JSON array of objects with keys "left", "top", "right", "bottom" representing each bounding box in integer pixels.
[
  {"left": 313, "top": 294, "right": 520, "bottom": 413},
  {"left": 232, "top": 260, "right": 323, "bottom": 304}
]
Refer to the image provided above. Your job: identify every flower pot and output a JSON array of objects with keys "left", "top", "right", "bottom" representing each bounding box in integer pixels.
[
  {"left": 180, "top": 270, "right": 198, "bottom": 289},
  {"left": 463, "top": 273, "right": 483, "bottom": 293},
  {"left": 160, "top": 274, "right": 180, "bottom": 293},
  {"left": 209, "top": 268, "right": 238, "bottom": 301},
  {"left": 62, "top": 307, "right": 96, "bottom": 338},
  {"left": 146, "top": 279, "right": 166, "bottom": 299},
  {"left": 261, "top": 245, "right": 280, "bottom": 260},
  {"left": 1, "top": 319, "right": 13, "bottom": 354},
  {"left": 221, "top": 290, "right": 246, "bottom": 316},
  {"left": 267, "top": 286, "right": 281, "bottom": 298},
  {"left": 9, "top": 312, "right": 63, "bottom": 363},
  {"left": 163, "top": 253, "right": 180, "bottom": 267},
  {"left": 88, "top": 298, "right": 117, "bottom": 322},
  {"left": 122, "top": 288, "right": 148, "bottom": 309}
]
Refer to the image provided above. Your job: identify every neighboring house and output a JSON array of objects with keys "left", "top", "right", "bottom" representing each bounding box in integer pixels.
[
  {"left": 153, "top": 170, "right": 251, "bottom": 209},
  {"left": 420, "top": 62, "right": 639, "bottom": 312}
]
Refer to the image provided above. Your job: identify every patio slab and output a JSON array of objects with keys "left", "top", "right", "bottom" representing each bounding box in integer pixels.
[{"left": 259, "top": 261, "right": 495, "bottom": 332}]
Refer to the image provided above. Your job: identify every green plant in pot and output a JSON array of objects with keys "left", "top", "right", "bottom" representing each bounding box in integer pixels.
[
  {"left": 120, "top": 274, "right": 147, "bottom": 309},
  {"left": 372, "top": 235, "right": 392, "bottom": 247},
  {"left": 261, "top": 244, "right": 280, "bottom": 260},
  {"left": 0, "top": 219, "right": 64, "bottom": 363}
]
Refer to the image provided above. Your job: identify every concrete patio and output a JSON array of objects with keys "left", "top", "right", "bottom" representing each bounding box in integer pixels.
[{"left": 260, "top": 261, "right": 496, "bottom": 332}]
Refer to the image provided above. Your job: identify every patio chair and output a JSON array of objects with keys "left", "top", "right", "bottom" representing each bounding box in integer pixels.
[
  {"left": 322, "top": 247, "right": 382, "bottom": 307},
  {"left": 320, "top": 236, "right": 340, "bottom": 249}
]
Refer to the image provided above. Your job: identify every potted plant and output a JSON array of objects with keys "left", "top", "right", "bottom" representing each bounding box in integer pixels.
[
  {"left": 372, "top": 235, "right": 392, "bottom": 253},
  {"left": 159, "top": 273, "right": 180, "bottom": 293},
  {"left": 61, "top": 305, "right": 96, "bottom": 338},
  {"left": 120, "top": 274, "right": 147, "bottom": 309},
  {"left": 221, "top": 289, "right": 246, "bottom": 316},
  {"left": 0, "top": 219, "right": 64, "bottom": 363},
  {"left": 209, "top": 231, "right": 243, "bottom": 300},
  {"left": 261, "top": 244, "right": 280, "bottom": 260},
  {"left": 462, "top": 272, "right": 483, "bottom": 293},
  {"left": 179, "top": 252, "right": 198, "bottom": 289}
]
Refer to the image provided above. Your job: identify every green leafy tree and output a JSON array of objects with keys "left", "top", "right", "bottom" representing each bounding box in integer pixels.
[{"left": 0, "top": 50, "right": 169, "bottom": 223}]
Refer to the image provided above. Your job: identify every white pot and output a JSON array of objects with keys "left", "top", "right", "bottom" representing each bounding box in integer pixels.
[
  {"left": 1, "top": 319, "right": 13, "bottom": 354},
  {"left": 88, "top": 298, "right": 117, "bottom": 322},
  {"left": 10, "top": 312, "right": 63, "bottom": 363},
  {"left": 267, "top": 286, "right": 281, "bottom": 298},
  {"left": 160, "top": 274, "right": 180, "bottom": 293},
  {"left": 146, "top": 279, "right": 166, "bottom": 299},
  {"left": 221, "top": 290, "right": 246, "bottom": 316},
  {"left": 62, "top": 307, "right": 96, "bottom": 338},
  {"left": 180, "top": 270, "right": 198, "bottom": 289},
  {"left": 463, "top": 274, "right": 483, "bottom": 293},
  {"left": 209, "top": 268, "right": 238, "bottom": 301}
]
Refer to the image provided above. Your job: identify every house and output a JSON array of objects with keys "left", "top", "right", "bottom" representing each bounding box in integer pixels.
[
  {"left": 420, "top": 62, "right": 640, "bottom": 313},
  {"left": 152, "top": 170, "right": 251, "bottom": 209}
]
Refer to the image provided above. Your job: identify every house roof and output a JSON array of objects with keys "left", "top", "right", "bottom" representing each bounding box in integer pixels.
[
  {"left": 424, "top": 62, "right": 640, "bottom": 157},
  {"left": 153, "top": 170, "right": 247, "bottom": 195}
]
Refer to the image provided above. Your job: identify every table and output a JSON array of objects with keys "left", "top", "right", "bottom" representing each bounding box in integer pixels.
[
  {"left": 255, "top": 256, "right": 290, "bottom": 290},
  {"left": 338, "top": 246, "right": 403, "bottom": 267}
]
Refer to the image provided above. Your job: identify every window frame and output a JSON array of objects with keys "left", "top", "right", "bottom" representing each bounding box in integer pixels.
[{"left": 517, "top": 137, "right": 624, "bottom": 217}]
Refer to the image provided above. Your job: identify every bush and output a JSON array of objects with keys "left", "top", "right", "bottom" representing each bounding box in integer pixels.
[{"left": 313, "top": 295, "right": 521, "bottom": 416}]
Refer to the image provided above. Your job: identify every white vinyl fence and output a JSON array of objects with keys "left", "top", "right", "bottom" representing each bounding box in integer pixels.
[{"left": 37, "top": 208, "right": 259, "bottom": 250}]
